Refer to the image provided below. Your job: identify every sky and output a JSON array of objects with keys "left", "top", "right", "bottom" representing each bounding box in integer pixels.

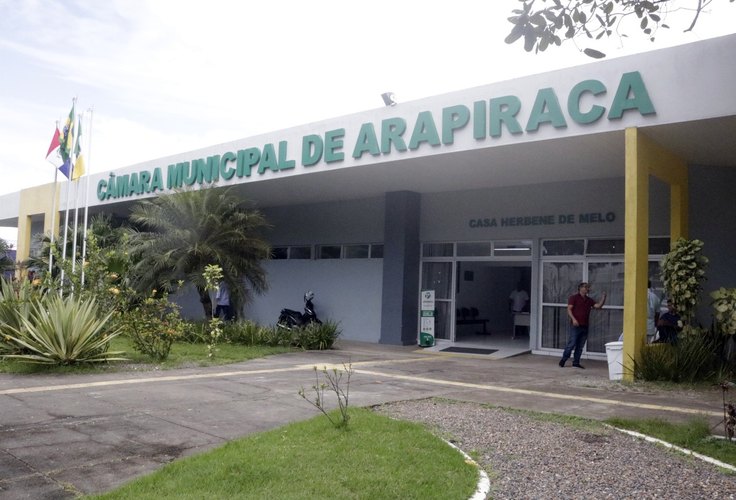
[{"left": 0, "top": 0, "right": 734, "bottom": 245}]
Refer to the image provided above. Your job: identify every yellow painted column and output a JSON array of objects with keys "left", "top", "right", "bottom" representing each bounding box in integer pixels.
[
  {"left": 16, "top": 183, "right": 60, "bottom": 267},
  {"left": 622, "top": 129, "right": 688, "bottom": 381},
  {"left": 670, "top": 182, "right": 689, "bottom": 242},
  {"left": 639, "top": 132, "right": 688, "bottom": 242},
  {"left": 623, "top": 128, "right": 649, "bottom": 381}
]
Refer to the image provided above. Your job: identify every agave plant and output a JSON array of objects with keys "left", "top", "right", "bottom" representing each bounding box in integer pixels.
[
  {"left": 2, "top": 294, "right": 125, "bottom": 365},
  {"left": 0, "top": 278, "right": 40, "bottom": 355}
]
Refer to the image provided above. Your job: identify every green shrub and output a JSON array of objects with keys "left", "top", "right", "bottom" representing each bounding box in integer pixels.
[
  {"left": 221, "top": 320, "right": 267, "bottom": 345},
  {"left": 118, "top": 292, "right": 187, "bottom": 361},
  {"left": 661, "top": 238, "right": 707, "bottom": 322},
  {"left": 1, "top": 295, "right": 125, "bottom": 365},
  {"left": 293, "top": 321, "right": 341, "bottom": 350},
  {"left": 261, "top": 324, "right": 295, "bottom": 347},
  {"left": 178, "top": 321, "right": 209, "bottom": 343},
  {"left": 635, "top": 331, "right": 717, "bottom": 382},
  {"left": 711, "top": 287, "right": 736, "bottom": 335}
]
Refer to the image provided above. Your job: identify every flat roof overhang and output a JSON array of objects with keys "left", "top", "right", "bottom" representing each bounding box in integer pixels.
[
  {"left": 2, "top": 34, "right": 735, "bottom": 225},
  {"left": 9, "top": 114, "right": 733, "bottom": 226}
]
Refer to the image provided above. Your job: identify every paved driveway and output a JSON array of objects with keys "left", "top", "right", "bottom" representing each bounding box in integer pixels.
[{"left": 0, "top": 342, "right": 724, "bottom": 498}]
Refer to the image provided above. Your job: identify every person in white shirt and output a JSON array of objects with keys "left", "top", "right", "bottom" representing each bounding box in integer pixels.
[
  {"left": 215, "top": 282, "right": 233, "bottom": 321},
  {"left": 509, "top": 283, "right": 530, "bottom": 339},
  {"left": 509, "top": 283, "right": 529, "bottom": 313}
]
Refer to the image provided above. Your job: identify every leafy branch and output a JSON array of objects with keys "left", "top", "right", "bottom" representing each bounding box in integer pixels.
[
  {"left": 298, "top": 362, "right": 353, "bottom": 428},
  {"left": 506, "top": 0, "right": 721, "bottom": 58}
]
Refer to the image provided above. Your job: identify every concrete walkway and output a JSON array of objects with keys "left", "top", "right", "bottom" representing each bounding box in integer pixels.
[{"left": 0, "top": 341, "right": 726, "bottom": 499}]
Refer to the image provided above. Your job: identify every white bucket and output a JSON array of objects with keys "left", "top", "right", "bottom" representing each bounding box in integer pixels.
[{"left": 605, "top": 341, "right": 624, "bottom": 381}]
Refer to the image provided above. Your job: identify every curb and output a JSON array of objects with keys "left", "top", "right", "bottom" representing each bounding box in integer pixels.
[
  {"left": 444, "top": 439, "right": 491, "bottom": 500},
  {"left": 606, "top": 425, "right": 736, "bottom": 473}
]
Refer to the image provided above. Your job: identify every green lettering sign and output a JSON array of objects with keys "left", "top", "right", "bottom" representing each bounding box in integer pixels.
[
  {"left": 220, "top": 152, "right": 236, "bottom": 180},
  {"left": 380, "top": 118, "right": 407, "bottom": 154},
  {"left": 302, "top": 135, "right": 323, "bottom": 167},
  {"left": 237, "top": 148, "right": 260, "bottom": 177},
  {"left": 442, "top": 105, "right": 470, "bottom": 145},
  {"left": 608, "top": 71, "right": 656, "bottom": 119},
  {"left": 408, "top": 111, "right": 440, "bottom": 150},
  {"left": 568, "top": 79, "right": 607, "bottom": 124},
  {"left": 473, "top": 101, "right": 486, "bottom": 140},
  {"left": 352, "top": 123, "right": 380, "bottom": 159},
  {"left": 526, "top": 88, "right": 567, "bottom": 132},
  {"left": 324, "top": 130, "right": 344, "bottom": 163},
  {"left": 489, "top": 96, "right": 522, "bottom": 138}
]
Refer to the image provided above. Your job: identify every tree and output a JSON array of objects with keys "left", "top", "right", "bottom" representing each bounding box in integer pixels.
[
  {"left": 506, "top": 0, "right": 729, "bottom": 58},
  {"left": 0, "top": 238, "right": 14, "bottom": 276},
  {"left": 24, "top": 213, "right": 129, "bottom": 279},
  {"left": 127, "top": 187, "right": 271, "bottom": 318}
]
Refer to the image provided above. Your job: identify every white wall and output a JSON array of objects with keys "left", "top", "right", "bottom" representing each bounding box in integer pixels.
[
  {"left": 245, "top": 259, "right": 383, "bottom": 342},
  {"left": 420, "top": 177, "right": 671, "bottom": 241}
]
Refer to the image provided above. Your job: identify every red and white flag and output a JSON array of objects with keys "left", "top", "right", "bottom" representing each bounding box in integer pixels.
[{"left": 45, "top": 126, "right": 64, "bottom": 168}]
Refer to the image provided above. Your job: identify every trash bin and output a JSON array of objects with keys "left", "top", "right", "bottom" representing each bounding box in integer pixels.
[
  {"left": 419, "top": 331, "right": 435, "bottom": 347},
  {"left": 605, "top": 341, "right": 624, "bottom": 380}
]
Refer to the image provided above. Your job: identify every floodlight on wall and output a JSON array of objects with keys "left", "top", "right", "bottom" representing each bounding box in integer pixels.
[{"left": 381, "top": 92, "right": 397, "bottom": 106}]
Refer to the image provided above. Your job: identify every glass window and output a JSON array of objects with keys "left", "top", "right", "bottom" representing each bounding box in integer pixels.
[
  {"left": 587, "top": 309, "right": 624, "bottom": 353},
  {"left": 271, "top": 247, "right": 288, "bottom": 260},
  {"left": 587, "top": 262, "right": 624, "bottom": 307},
  {"left": 433, "top": 301, "right": 452, "bottom": 340},
  {"left": 422, "top": 243, "right": 453, "bottom": 257},
  {"left": 542, "top": 262, "right": 583, "bottom": 303},
  {"left": 541, "top": 305, "right": 569, "bottom": 349},
  {"left": 344, "top": 244, "right": 369, "bottom": 259},
  {"left": 421, "top": 262, "right": 453, "bottom": 300},
  {"left": 649, "top": 237, "right": 670, "bottom": 255},
  {"left": 494, "top": 240, "right": 532, "bottom": 257},
  {"left": 586, "top": 239, "right": 625, "bottom": 254},
  {"left": 648, "top": 260, "right": 665, "bottom": 300},
  {"left": 456, "top": 242, "right": 491, "bottom": 257},
  {"left": 542, "top": 239, "right": 585, "bottom": 256},
  {"left": 289, "top": 246, "right": 312, "bottom": 259},
  {"left": 370, "top": 244, "right": 384, "bottom": 259},
  {"left": 317, "top": 245, "right": 342, "bottom": 259}
]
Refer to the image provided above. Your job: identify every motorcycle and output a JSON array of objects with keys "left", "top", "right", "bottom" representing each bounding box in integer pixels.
[{"left": 277, "top": 290, "right": 322, "bottom": 329}]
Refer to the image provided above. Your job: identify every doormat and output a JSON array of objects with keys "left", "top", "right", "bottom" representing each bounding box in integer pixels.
[{"left": 440, "top": 347, "right": 498, "bottom": 355}]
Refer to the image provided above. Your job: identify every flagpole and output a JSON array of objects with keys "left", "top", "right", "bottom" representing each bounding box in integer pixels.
[
  {"left": 70, "top": 109, "right": 82, "bottom": 277},
  {"left": 60, "top": 171, "right": 72, "bottom": 287},
  {"left": 48, "top": 121, "right": 60, "bottom": 276},
  {"left": 80, "top": 108, "right": 93, "bottom": 288},
  {"left": 71, "top": 172, "right": 80, "bottom": 275},
  {"left": 59, "top": 97, "right": 77, "bottom": 292}
]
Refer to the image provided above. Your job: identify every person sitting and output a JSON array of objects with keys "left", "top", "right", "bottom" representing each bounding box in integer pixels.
[{"left": 656, "top": 302, "right": 682, "bottom": 344}]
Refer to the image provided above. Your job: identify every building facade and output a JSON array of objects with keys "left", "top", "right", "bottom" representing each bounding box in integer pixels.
[{"left": 2, "top": 35, "right": 735, "bottom": 375}]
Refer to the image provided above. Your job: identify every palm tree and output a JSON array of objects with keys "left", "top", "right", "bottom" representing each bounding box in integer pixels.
[{"left": 127, "top": 187, "right": 271, "bottom": 318}]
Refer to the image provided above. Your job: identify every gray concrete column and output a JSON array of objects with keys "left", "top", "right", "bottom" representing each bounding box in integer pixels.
[{"left": 380, "top": 191, "right": 420, "bottom": 345}]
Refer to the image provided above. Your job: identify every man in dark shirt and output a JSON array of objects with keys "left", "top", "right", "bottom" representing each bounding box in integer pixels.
[
  {"left": 559, "top": 282, "right": 607, "bottom": 369},
  {"left": 656, "top": 302, "right": 682, "bottom": 344}
]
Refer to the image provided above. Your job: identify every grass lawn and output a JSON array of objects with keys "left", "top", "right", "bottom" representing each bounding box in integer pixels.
[
  {"left": 87, "top": 407, "right": 480, "bottom": 500},
  {"left": 519, "top": 406, "right": 736, "bottom": 469},
  {"left": 605, "top": 416, "right": 736, "bottom": 468},
  {"left": 0, "top": 335, "right": 292, "bottom": 374}
]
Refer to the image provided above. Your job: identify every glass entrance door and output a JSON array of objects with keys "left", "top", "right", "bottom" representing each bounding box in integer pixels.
[{"left": 420, "top": 261, "right": 454, "bottom": 340}]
